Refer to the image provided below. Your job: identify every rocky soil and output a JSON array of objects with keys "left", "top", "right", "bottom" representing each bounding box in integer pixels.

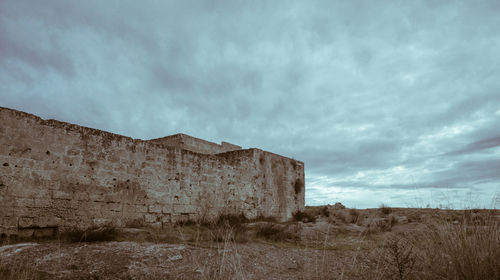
[{"left": 1, "top": 206, "right": 499, "bottom": 280}]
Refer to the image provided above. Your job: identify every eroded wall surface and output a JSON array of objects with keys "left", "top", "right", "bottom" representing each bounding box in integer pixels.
[
  {"left": 149, "top": 134, "right": 242, "bottom": 155},
  {"left": 0, "top": 107, "right": 304, "bottom": 238}
]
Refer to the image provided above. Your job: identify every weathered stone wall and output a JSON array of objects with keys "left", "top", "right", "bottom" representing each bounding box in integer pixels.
[
  {"left": 149, "top": 133, "right": 242, "bottom": 155},
  {"left": 0, "top": 107, "right": 304, "bottom": 238}
]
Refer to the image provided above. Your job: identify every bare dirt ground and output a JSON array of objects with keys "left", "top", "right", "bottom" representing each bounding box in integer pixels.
[
  {"left": 0, "top": 240, "right": 368, "bottom": 279},
  {"left": 1, "top": 206, "right": 499, "bottom": 280}
]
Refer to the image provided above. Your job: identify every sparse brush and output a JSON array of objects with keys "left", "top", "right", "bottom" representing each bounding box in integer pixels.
[
  {"left": 63, "top": 227, "right": 119, "bottom": 243},
  {"left": 0, "top": 257, "right": 46, "bottom": 280},
  {"left": 255, "top": 223, "right": 299, "bottom": 242},
  {"left": 378, "top": 236, "right": 417, "bottom": 280},
  {"left": 380, "top": 204, "right": 392, "bottom": 215},
  {"left": 207, "top": 213, "right": 250, "bottom": 243},
  {"left": 415, "top": 211, "right": 500, "bottom": 280},
  {"left": 321, "top": 206, "right": 330, "bottom": 217},
  {"left": 193, "top": 227, "right": 244, "bottom": 280},
  {"left": 349, "top": 208, "right": 361, "bottom": 224},
  {"left": 252, "top": 215, "right": 278, "bottom": 223},
  {"left": 293, "top": 210, "right": 316, "bottom": 223}
]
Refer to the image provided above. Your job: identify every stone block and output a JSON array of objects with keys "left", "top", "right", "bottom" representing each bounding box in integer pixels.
[
  {"left": 0, "top": 206, "right": 14, "bottom": 216},
  {"left": 12, "top": 206, "right": 34, "bottom": 217},
  {"left": 122, "top": 204, "right": 135, "bottom": 213},
  {"left": 92, "top": 218, "right": 112, "bottom": 227},
  {"left": 104, "top": 193, "right": 121, "bottom": 203},
  {"left": 173, "top": 195, "right": 189, "bottom": 205},
  {"left": 135, "top": 204, "right": 147, "bottom": 213},
  {"left": 173, "top": 204, "right": 197, "bottom": 214},
  {"left": 171, "top": 213, "right": 190, "bottom": 223},
  {"left": 52, "top": 190, "right": 72, "bottom": 200},
  {"left": 151, "top": 222, "right": 162, "bottom": 229},
  {"left": 2, "top": 217, "right": 18, "bottom": 228},
  {"left": 17, "top": 228, "right": 34, "bottom": 238},
  {"left": 89, "top": 193, "right": 105, "bottom": 202},
  {"left": 161, "top": 214, "right": 172, "bottom": 224},
  {"left": 148, "top": 204, "right": 162, "bottom": 214},
  {"left": 34, "top": 198, "right": 52, "bottom": 208},
  {"left": 74, "top": 192, "right": 90, "bottom": 201},
  {"left": 144, "top": 214, "right": 157, "bottom": 223},
  {"left": 62, "top": 155, "right": 75, "bottom": 166},
  {"left": 162, "top": 205, "right": 172, "bottom": 214},
  {"left": 34, "top": 216, "right": 61, "bottom": 228},
  {"left": 18, "top": 217, "right": 34, "bottom": 228},
  {"left": 34, "top": 227, "right": 56, "bottom": 238},
  {"left": 66, "top": 148, "right": 80, "bottom": 156},
  {"left": 45, "top": 180, "right": 61, "bottom": 190},
  {"left": 88, "top": 201, "right": 103, "bottom": 212},
  {"left": 13, "top": 186, "right": 49, "bottom": 198},
  {"left": 104, "top": 202, "right": 122, "bottom": 212},
  {"left": 16, "top": 197, "right": 34, "bottom": 207}
]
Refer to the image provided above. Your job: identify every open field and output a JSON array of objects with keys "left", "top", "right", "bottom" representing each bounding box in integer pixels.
[{"left": 1, "top": 205, "right": 499, "bottom": 280}]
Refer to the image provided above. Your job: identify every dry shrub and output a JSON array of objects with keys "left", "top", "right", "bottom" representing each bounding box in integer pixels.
[
  {"left": 363, "top": 216, "right": 397, "bottom": 235},
  {"left": 255, "top": 223, "right": 299, "bottom": 242},
  {"left": 295, "top": 206, "right": 335, "bottom": 223},
  {"left": 0, "top": 257, "right": 47, "bottom": 280},
  {"left": 124, "top": 218, "right": 146, "bottom": 228},
  {"left": 329, "top": 208, "right": 362, "bottom": 224},
  {"left": 329, "top": 209, "right": 347, "bottom": 224},
  {"left": 252, "top": 215, "right": 278, "bottom": 223},
  {"left": 211, "top": 213, "right": 249, "bottom": 243},
  {"left": 380, "top": 204, "right": 393, "bottom": 215},
  {"left": 415, "top": 212, "right": 500, "bottom": 280},
  {"left": 63, "top": 227, "right": 119, "bottom": 243},
  {"left": 293, "top": 210, "right": 316, "bottom": 223},
  {"left": 192, "top": 228, "right": 244, "bottom": 280},
  {"left": 379, "top": 236, "right": 417, "bottom": 280},
  {"left": 349, "top": 208, "right": 361, "bottom": 224}
]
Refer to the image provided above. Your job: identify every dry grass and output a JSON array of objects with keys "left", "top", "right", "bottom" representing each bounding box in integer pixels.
[
  {"left": 340, "top": 209, "right": 500, "bottom": 280},
  {"left": 192, "top": 227, "right": 245, "bottom": 280},
  {"left": 0, "top": 257, "right": 47, "bottom": 280},
  {"left": 413, "top": 211, "right": 500, "bottom": 280},
  {"left": 1, "top": 207, "right": 498, "bottom": 279}
]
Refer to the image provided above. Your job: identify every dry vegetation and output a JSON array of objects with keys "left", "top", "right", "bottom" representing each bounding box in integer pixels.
[{"left": 1, "top": 205, "right": 499, "bottom": 279}]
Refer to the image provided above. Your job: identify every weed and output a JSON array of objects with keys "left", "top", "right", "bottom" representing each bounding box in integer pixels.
[
  {"left": 293, "top": 210, "right": 316, "bottom": 223},
  {"left": 380, "top": 236, "right": 416, "bottom": 280},
  {"left": 255, "top": 223, "right": 299, "bottom": 242},
  {"left": 349, "top": 208, "right": 360, "bottom": 224},
  {"left": 415, "top": 212, "right": 500, "bottom": 280},
  {"left": 380, "top": 204, "right": 392, "bottom": 215},
  {"left": 192, "top": 227, "right": 244, "bottom": 280},
  {"left": 0, "top": 257, "right": 47, "bottom": 280},
  {"left": 63, "top": 227, "right": 119, "bottom": 243}
]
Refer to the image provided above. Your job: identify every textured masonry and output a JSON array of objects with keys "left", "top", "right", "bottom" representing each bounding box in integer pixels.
[{"left": 0, "top": 107, "right": 305, "bottom": 238}]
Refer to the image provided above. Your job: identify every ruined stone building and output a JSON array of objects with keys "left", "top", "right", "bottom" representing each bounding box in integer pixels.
[{"left": 0, "top": 107, "right": 305, "bottom": 238}]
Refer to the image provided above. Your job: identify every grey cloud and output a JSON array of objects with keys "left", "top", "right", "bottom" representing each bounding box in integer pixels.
[
  {"left": 0, "top": 21, "right": 75, "bottom": 77},
  {"left": 447, "top": 135, "right": 500, "bottom": 156},
  {"left": 424, "top": 159, "right": 500, "bottom": 189}
]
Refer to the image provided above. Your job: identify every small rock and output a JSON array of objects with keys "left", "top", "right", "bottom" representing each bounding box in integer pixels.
[
  {"left": 168, "top": 255, "right": 183, "bottom": 261},
  {"left": 397, "top": 216, "right": 408, "bottom": 224}
]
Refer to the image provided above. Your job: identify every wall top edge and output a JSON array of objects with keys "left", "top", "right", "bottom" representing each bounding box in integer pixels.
[
  {"left": 148, "top": 133, "right": 241, "bottom": 150},
  {"left": 0, "top": 106, "right": 301, "bottom": 164}
]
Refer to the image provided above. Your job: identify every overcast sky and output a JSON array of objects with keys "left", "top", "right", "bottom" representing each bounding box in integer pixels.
[{"left": 1, "top": 0, "right": 499, "bottom": 209}]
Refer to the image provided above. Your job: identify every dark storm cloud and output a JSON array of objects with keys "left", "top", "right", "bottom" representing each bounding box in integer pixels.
[
  {"left": 447, "top": 135, "right": 500, "bottom": 156},
  {"left": 1, "top": 0, "right": 500, "bottom": 207}
]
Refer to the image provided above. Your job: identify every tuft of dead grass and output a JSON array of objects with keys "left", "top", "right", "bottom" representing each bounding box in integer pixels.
[
  {"left": 414, "top": 211, "right": 500, "bottom": 280},
  {"left": 0, "top": 257, "right": 47, "bottom": 280}
]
